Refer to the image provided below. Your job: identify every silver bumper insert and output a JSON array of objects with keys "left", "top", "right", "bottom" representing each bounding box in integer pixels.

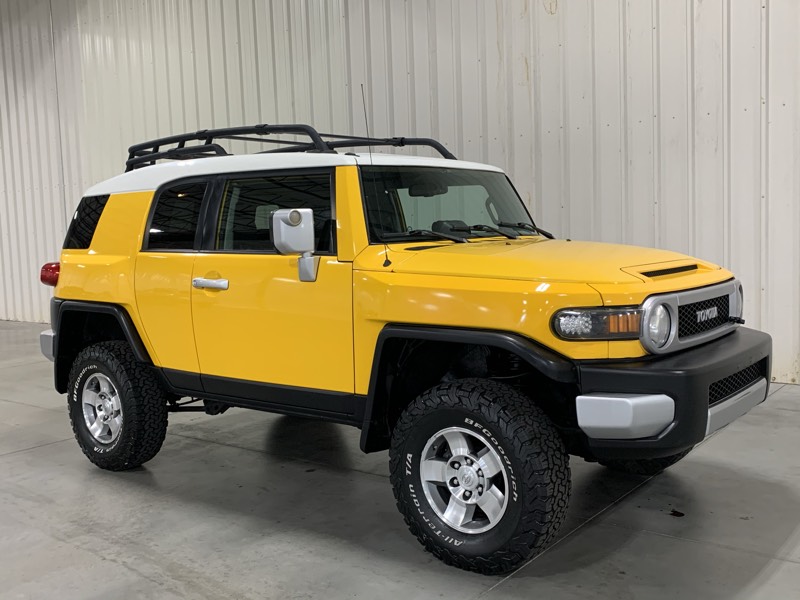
[
  {"left": 706, "top": 377, "right": 768, "bottom": 436},
  {"left": 40, "top": 329, "right": 55, "bottom": 362},
  {"left": 576, "top": 393, "right": 675, "bottom": 439}
]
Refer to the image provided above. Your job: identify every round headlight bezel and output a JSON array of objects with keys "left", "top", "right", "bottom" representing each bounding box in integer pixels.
[{"left": 736, "top": 284, "right": 744, "bottom": 319}]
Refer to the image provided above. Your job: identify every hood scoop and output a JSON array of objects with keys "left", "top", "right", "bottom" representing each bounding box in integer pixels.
[{"left": 640, "top": 264, "right": 698, "bottom": 278}]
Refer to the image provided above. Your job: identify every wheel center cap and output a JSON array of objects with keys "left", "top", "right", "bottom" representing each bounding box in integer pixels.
[
  {"left": 458, "top": 466, "right": 479, "bottom": 490},
  {"left": 103, "top": 400, "right": 113, "bottom": 414}
]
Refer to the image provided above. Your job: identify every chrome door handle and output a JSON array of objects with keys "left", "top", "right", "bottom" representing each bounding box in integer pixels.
[{"left": 192, "top": 277, "right": 229, "bottom": 290}]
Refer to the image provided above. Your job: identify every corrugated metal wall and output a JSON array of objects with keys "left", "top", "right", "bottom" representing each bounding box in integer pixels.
[
  {"left": 1, "top": 0, "right": 798, "bottom": 382},
  {"left": 0, "top": 0, "right": 70, "bottom": 323}
]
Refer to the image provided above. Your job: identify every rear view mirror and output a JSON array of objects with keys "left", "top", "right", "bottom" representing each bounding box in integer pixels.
[
  {"left": 271, "top": 208, "right": 319, "bottom": 282},
  {"left": 408, "top": 181, "right": 448, "bottom": 197}
]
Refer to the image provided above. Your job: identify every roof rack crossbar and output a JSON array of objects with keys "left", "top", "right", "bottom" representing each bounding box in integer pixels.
[{"left": 124, "top": 124, "right": 457, "bottom": 170}]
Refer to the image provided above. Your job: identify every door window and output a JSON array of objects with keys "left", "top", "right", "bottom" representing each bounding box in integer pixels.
[{"left": 216, "top": 173, "right": 334, "bottom": 253}]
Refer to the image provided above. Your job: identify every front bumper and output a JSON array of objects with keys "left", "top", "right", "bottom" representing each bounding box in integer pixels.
[{"left": 576, "top": 327, "right": 771, "bottom": 460}]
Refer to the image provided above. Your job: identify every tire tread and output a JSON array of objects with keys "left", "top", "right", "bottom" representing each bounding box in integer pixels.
[
  {"left": 389, "top": 378, "right": 571, "bottom": 575},
  {"left": 68, "top": 341, "right": 168, "bottom": 471}
]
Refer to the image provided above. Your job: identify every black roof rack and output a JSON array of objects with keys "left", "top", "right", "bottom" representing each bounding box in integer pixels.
[{"left": 125, "top": 124, "right": 456, "bottom": 171}]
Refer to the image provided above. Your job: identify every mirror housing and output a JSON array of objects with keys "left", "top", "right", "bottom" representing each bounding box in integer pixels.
[
  {"left": 271, "top": 208, "right": 319, "bottom": 282},
  {"left": 272, "top": 208, "right": 315, "bottom": 254}
]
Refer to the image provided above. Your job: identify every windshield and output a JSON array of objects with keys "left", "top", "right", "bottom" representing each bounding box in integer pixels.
[{"left": 360, "top": 166, "right": 536, "bottom": 243}]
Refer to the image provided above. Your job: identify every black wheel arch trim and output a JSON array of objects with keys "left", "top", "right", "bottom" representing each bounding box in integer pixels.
[
  {"left": 359, "top": 324, "right": 577, "bottom": 453},
  {"left": 51, "top": 298, "right": 152, "bottom": 392}
]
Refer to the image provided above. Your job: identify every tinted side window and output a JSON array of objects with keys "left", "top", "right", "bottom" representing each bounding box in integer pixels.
[
  {"left": 216, "top": 173, "right": 334, "bottom": 253},
  {"left": 63, "top": 195, "right": 110, "bottom": 249},
  {"left": 146, "top": 183, "right": 207, "bottom": 250}
]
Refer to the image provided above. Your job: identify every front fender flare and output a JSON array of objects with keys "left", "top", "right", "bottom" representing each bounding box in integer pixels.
[{"left": 359, "top": 324, "right": 577, "bottom": 452}]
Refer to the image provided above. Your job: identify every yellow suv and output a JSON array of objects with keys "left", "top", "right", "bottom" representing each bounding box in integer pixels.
[{"left": 40, "top": 124, "right": 771, "bottom": 574}]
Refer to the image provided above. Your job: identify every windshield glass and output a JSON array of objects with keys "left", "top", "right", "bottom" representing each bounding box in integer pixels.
[{"left": 360, "top": 166, "right": 535, "bottom": 243}]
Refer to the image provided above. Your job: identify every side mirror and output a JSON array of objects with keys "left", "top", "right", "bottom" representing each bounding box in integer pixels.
[{"left": 271, "top": 208, "right": 319, "bottom": 282}]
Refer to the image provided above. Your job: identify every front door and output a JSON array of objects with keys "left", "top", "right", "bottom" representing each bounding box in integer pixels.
[{"left": 190, "top": 170, "right": 355, "bottom": 412}]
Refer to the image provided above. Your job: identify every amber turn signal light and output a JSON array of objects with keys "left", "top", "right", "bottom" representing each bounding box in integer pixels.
[{"left": 607, "top": 311, "right": 641, "bottom": 334}]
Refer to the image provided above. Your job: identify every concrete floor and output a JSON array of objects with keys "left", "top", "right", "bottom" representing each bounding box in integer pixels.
[{"left": 0, "top": 320, "right": 798, "bottom": 599}]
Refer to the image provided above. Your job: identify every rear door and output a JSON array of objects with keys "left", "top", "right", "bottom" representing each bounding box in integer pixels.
[
  {"left": 190, "top": 169, "right": 355, "bottom": 409},
  {"left": 134, "top": 181, "right": 207, "bottom": 375}
]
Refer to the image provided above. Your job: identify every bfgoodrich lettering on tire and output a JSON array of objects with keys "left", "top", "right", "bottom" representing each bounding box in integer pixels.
[
  {"left": 67, "top": 341, "right": 168, "bottom": 471},
  {"left": 389, "top": 378, "right": 571, "bottom": 575}
]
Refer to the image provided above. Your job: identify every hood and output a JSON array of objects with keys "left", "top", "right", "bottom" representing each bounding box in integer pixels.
[{"left": 369, "top": 239, "right": 719, "bottom": 284}]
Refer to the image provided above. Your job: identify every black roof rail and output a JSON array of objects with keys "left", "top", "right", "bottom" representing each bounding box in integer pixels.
[
  {"left": 124, "top": 124, "right": 456, "bottom": 171},
  {"left": 261, "top": 133, "right": 457, "bottom": 160}
]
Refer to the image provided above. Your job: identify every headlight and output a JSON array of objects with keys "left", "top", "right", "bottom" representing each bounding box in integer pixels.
[
  {"left": 736, "top": 284, "right": 744, "bottom": 318},
  {"left": 552, "top": 307, "right": 642, "bottom": 340},
  {"left": 646, "top": 304, "right": 671, "bottom": 348}
]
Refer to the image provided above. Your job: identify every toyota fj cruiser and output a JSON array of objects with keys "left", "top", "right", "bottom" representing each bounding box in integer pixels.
[{"left": 40, "top": 124, "right": 771, "bottom": 574}]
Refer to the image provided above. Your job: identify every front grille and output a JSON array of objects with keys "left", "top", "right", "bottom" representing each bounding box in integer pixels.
[
  {"left": 678, "top": 295, "right": 730, "bottom": 338},
  {"left": 708, "top": 360, "right": 765, "bottom": 406}
]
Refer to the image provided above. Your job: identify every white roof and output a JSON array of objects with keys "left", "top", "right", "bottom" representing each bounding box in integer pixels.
[{"left": 84, "top": 152, "right": 505, "bottom": 196}]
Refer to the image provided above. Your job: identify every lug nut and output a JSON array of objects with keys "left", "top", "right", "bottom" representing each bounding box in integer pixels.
[
  {"left": 463, "top": 491, "right": 472, "bottom": 499},
  {"left": 450, "top": 478, "right": 459, "bottom": 487},
  {"left": 451, "top": 462, "right": 460, "bottom": 470},
  {"left": 477, "top": 469, "right": 483, "bottom": 477},
  {"left": 477, "top": 485, "right": 483, "bottom": 494},
  {"left": 465, "top": 458, "right": 472, "bottom": 466}
]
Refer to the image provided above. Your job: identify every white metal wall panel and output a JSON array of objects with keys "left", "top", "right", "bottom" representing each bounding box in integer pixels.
[
  {"left": 0, "top": 0, "right": 70, "bottom": 323},
  {"left": 65, "top": 0, "right": 350, "bottom": 185},
  {"left": 0, "top": 0, "right": 798, "bottom": 382},
  {"left": 763, "top": 0, "right": 800, "bottom": 383},
  {"left": 342, "top": 0, "right": 800, "bottom": 383}
]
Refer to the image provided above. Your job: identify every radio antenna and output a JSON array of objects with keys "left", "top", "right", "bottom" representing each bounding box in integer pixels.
[
  {"left": 361, "top": 83, "right": 391, "bottom": 267},
  {"left": 360, "top": 83, "right": 372, "bottom": 163}
]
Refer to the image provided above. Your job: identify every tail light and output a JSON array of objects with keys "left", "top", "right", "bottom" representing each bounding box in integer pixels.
[{"left": 40, "top": 262, "right": 60, "bottom": 287}]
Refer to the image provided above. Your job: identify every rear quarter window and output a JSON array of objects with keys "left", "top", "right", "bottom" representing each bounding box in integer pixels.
[
  {"left": 144, "top": 182, "right": 207, "bottom": 251},
  {"left": 63, "top": 195, "right": 110, "bottom": 249}
]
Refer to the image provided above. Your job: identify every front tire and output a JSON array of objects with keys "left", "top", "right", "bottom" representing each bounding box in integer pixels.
[
  {"left": 389, "top": 379, "right": 571, "bottom": 575},
  {"left": 67, "top": 341, "right": 168, "bottom": 471}
]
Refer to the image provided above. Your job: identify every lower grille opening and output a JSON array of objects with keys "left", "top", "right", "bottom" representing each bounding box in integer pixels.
[{"left": 709, "top": 359, "right": 767, "bottom": 406}]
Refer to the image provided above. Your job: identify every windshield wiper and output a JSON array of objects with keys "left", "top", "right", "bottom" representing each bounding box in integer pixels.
[
  {"left": 496, "top": 221, "right": 555, "bottom": 239},
  {"left": 381, "top": 229, "right": 468, "bottom": 243},
  {"left": 449, "top": 223, "right": 518, "bottom": 239}
]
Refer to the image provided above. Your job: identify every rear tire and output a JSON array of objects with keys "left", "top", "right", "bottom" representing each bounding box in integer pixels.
[
  {"left": 598, "top": 448, "right": 693, "bottom": 476},
  {"left": 389, "top": 378, "right": 571, "bottom": 575},
  {"left": 67, "top": 341, "right": 168, "bottom": 471}
]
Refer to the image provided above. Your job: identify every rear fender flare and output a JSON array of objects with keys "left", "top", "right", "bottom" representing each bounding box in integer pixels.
[{"left": 52, "top": 299, "right": 151, "bottom": 392}]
